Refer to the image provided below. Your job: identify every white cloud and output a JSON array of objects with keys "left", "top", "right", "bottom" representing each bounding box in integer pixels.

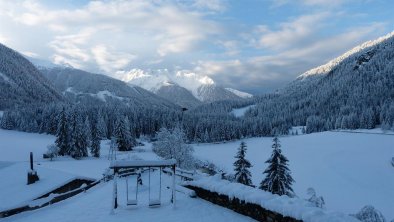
[
  {"left": 91, "top": 45, "right": 136, "bottom": 73},
  {"left": 0, "top": 0, "right": 390, "bottom": 93},
  {"left": 0, "top": 34, "right": 8, "bottom": 44},
  {"left": 0, "top": 0, "right": 220, "bottom": 74},
  {"left": 192, "top": 0, "right": 227, "bottom": 12},
  {"left": 270, "top": 0, "right": 349, "bottom": 8},
  {"left": 194, "top": 24, "right": 386, "bottom": 93},
  {"left": 257, "top": 12, "right": 330, "bottom": 50}
]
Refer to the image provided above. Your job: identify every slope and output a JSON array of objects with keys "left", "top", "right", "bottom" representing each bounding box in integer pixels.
[
  {"left": 39, "top": 67, "right": 179, "bottom": 109},
  {"left": 0, "top": 43, "right": 63, "bottom": 109},
  {"left": 248, "top": 31, "right": 394, "bottom": 133}
]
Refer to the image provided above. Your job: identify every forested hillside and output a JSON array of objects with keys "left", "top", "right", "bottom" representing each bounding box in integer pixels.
[
  {"left": 0, "top": 43, "right": 63, "bottom": 109},
  {"left": 247, "top": 31, "right": 394, "bottom": 133}
]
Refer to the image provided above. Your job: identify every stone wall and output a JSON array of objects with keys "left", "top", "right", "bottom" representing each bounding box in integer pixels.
[{"left": 186, "top": 185, "right": 302, "bottom": 222}]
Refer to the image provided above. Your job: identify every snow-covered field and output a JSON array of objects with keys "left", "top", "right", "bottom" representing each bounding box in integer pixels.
[
  {"left": 193, "top": 131, "right": 394, "bottom": 220},
  {"left": 230, "top": 105, "right": 255, "bottom": 117},
  {"left": 1, "top": 128, "right": 393, "bottom": 221},
  {"left": 0, "top": 129, "right": 254, "bottom": 222}
]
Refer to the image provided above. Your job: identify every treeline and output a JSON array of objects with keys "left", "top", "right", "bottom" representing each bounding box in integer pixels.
[{"left": 0, "top": 99, "right": 284, "bottom": 144}]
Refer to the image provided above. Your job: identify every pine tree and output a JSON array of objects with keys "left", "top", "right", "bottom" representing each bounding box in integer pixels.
[
  {"left": 84, "top": 117, "right": 92, "bottom": 148},
  {"left": 69, "top": 112, "right": 88, "bottom": 159},
  {"left": 55, "top": 108, "right": 69, "bottom": 156},
  {"left": 0, "top": 112, "right": 14, "bottom": 130},
  {"left": 97, "top": 112, "right": 107, "bottom": 139},
  {"left": 90, "top": 121, "right": 101, "bottom": 158},
  {"left": 259, "top": 137, "right": 295, "bottom": 197},
  {"left": 233, "top": 141, "right": 253, "bottom": 186},
  {"left": 115, "top": 117, "right": 132, "bottom": 151}
]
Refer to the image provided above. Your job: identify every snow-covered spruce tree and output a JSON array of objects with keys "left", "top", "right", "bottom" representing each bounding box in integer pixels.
[
  {"left": 114, "top": 117, "right": 133, "bottom": 151},
  {"left": 84, "top": 117, "right": 92, "bottom": 148},
  {"left": 124, "top": 116, "right": 137, "bottom": 147},
  {"left": 353, "top": 205, "right": 386, "bottom": 222},
  {"left": 69, "top": 112, "right": 88, "bottom": 159},
  {"left": 153, "top": 126, "right": 194, "bottom": 169},
  {"left": 0, "top": 111, "right": 14, "bottom": 130},
  {"left": 96, "top": 112, "right": 107, "bottom": 139},
  {"left": 55, "top": 108, "right": 69, "bottom": 156},
  {"left": 259, "top": 137, "right": 295, "bottom": 197},
  {"left": 90, "top": 121, "right": 101, "bottom": 158},
  {"left": 306, "top": 187, "right": 325, "bottom": 208},
  {"left": 233, "top": 141, "right": 253, "bottom": 186}
]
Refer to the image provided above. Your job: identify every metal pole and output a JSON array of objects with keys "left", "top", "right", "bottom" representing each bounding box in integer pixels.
[
  {"left": 172, "top": 165, "right": 176, "bottom": 209},
  {"left": 113, "top": 172, "right": 118, "bottom": 211}
]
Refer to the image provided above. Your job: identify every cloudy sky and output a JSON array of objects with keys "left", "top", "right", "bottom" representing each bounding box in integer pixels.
[{"left": 0, "top": 0, "right": 393, "bottom": 94}]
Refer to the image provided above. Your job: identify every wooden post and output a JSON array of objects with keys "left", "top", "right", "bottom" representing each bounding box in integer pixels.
[
  {"left": 27, "top": 152, "right": 39, "bottom": 185},
  {"left": 172, "top": 164, "right": 176, "bottom": 209},
  {"left": 30, "top": 152, "right": 33, "bottom": 171}
]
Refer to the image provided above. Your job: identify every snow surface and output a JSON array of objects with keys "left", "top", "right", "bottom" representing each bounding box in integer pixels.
[
  {"left": 225, "top": 88, "right": 253, "bottom": 98},
  {"left": 193, "top": 131, "right": 394, "bottom": 219},
  {"left": 187, "top": 176, "right": 359, "bottom": 222},
  {"left": 230, "top": 105, "right": 256, "bottom": 117},
  {"left": 0, "top": 130, "right": 254, "bottom": 222},
  {"left": 110, "top": 159, "right": 176, "bottom": 168},
  {"left": 0, "top": 162, "right": 81, "bottom": 211},
  {"left": 1, "top": 173, "right": 255, "bottom": 222},
  {"left": 64, "top": 87, "right": 124, "bottom": 102},
  {"left": 0, "top": 71, "right": 11, "bottom": 83},
  {"left": 0, "top": 129, "right": 55, "bottom": 162},
  {"left": 2, "top": 129, "right": 392, "bottom": 221}
]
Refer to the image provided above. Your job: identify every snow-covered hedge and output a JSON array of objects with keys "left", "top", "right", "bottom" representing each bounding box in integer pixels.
[{"left": 186, "top": 176, "right": 359, "bottom": 222}]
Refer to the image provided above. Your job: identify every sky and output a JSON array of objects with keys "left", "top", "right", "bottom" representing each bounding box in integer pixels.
[{"left": 0, "top": 0, "right": 393, "bottom": 94}]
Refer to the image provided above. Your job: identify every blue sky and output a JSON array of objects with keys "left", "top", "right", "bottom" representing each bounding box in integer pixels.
[{"left": 0, "top": 0, "right": 393, "bottom": 94}]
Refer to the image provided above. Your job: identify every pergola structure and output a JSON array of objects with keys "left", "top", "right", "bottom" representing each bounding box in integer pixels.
[{"left": 109, "top": 159, "right": 177, "bottom": 211}]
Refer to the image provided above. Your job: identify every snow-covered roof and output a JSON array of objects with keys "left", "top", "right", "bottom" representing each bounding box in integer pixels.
[{"left": 110, "top": 159, "right": 176, "bottom": 169}]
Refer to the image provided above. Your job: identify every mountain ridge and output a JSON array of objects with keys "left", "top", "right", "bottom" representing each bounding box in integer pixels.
[
  {"left": 122, "top": 69, "right": 251, "bottom": 105},
  {"left": 0, "top": 43, "right": 63, "bottom": 109}
]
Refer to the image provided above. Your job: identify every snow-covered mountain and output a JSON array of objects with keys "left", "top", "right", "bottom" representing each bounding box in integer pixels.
[
  {"left": 118, "top": 69, "right": 250, "bottom": 106},
  {"left": 298, "top": 31, "right": 394, "bottom": 80},
  {"left": 248, "top": 30, "right": 394, "bottom": 134},
  {"left": 155, "top": 82, "right": 202, "bottom": 108},
  {"left": 0, "top": 43, "right": 63, "bottom": 109},
  {"left": 39, "top": 67, "right": 179, "bottom": 109},
  {"left": 225, "top": 88, "right": 253, "bottom": 98}
]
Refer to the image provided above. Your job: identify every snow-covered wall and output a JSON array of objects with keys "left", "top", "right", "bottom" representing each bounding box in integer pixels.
[{"left": 186, "top": 176, "right": 359, "bottom": 222}]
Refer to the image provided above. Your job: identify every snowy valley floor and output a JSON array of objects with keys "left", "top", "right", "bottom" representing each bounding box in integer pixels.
[
  {"left": 0, "top": 129, "right": 254, "bottom": 222},
  {"left": 0, "top": 129, "right": 393, "bottom": 221},
  {"left": 194, "top": 131, "right": 394, "bottom": 220}
]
